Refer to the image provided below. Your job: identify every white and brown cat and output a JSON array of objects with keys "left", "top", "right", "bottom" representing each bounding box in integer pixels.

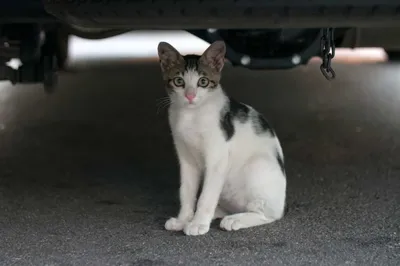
[{"left": 158, "top": 41, "right": 287, "bottom": 236}]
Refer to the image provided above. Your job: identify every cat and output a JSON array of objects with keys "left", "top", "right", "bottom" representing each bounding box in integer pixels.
[{"left": 157, "top": 41, "right": 287, "bottom": 236}]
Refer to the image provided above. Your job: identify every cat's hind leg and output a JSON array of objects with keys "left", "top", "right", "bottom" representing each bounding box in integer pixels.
[
  {"left": 219, "top": 200, "right": 276, "bottom": 231},
  {"left": 220, "top": 156, "right": 286, "bottom": 231}
]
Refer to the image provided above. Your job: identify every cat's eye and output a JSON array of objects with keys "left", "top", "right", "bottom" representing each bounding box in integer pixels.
[
  {"left": 198, "top": 77, "right": 210, "bottom": 88},
  {"left": 173, "top": 77, "right": 185, "bottom": 87}
]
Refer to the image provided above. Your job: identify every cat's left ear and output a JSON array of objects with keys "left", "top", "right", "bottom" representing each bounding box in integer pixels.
[
  {"left": 200, "top": 41, "right": 226, "bottom": 72},
  {"left": 158, "top": 42, "right": 183, "bottom": 71}
]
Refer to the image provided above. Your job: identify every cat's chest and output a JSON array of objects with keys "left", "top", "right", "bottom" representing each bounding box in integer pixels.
[{"left": 172, "top": 111, "right": 214, "bottom": 146}]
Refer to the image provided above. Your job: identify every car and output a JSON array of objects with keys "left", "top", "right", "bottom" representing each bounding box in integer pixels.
[{"left": 1, "top": 0, "right": 400, "bottom": 92}]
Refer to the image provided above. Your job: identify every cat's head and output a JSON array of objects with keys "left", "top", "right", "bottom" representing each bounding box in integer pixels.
[{"left": 157, "top": 41, "right": 226, "bottom": 108}]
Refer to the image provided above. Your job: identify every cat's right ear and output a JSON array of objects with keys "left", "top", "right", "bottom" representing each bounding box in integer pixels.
[{"left": 157, "top": 42, "right": 183, "bottom": 71}]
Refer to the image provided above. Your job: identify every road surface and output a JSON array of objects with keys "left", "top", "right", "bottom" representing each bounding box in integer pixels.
[{"left": 0, "top": 59, "right": 399, "bottom": 266}]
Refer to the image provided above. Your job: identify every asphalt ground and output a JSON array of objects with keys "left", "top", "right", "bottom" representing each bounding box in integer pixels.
[{"left": 0, "top": 57, "right": 399, "bottom": 266}]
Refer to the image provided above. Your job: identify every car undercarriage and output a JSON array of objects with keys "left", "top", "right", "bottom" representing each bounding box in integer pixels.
[{"left": 1, "top": 0, "right": 400, "bottom": 91}]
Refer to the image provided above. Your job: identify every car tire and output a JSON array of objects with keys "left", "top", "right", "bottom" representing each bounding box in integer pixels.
[
  {"left": 386, "top": 50, "right": 400, "bottom": 61},
  {"left": 56, "top": 26, "right": 69, "bottom": 70}
]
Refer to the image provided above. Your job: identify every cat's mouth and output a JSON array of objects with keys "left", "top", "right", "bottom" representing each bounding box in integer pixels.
[
  {"left": 184, "top": 101, "right": 198, "bottom": 108},
  {"left": 184, "top": 98, "right": 197, "bottom": 105}
]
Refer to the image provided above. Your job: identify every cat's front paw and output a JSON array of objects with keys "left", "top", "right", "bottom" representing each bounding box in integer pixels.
[
  {"left": 183, "top": 221, "right": 210, "bottom": 236},
  {"left": 165, "top": 217, "right": 187, "bottom": 231}
]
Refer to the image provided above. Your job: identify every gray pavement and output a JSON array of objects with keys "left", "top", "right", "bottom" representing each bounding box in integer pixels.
[{"left": 0, "top": 60, "right": 399, "bottom": 266}]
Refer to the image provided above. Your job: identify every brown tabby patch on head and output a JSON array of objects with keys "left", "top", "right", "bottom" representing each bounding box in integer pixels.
[{"left": 157, "top": 41, "right": 226, "bottom": 91}]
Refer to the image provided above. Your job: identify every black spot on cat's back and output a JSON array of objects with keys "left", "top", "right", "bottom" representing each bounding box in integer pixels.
[
  {"left": 276, "top": 151, "right": 285, "bottom": 175},
  {"left": 230, "top": 99, "right": 250, "bottom": 123},
  {"left": 252, "top": 113, "right": 275, "bottom": 136},
  {"left": 220, "top": 111, "right": 235, "bottom": 141},
  {"left": 219, "top": 98, "right": 250, "bottom": 141}
]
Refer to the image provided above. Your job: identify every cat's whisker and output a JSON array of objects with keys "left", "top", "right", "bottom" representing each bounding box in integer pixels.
[
  {"left": 156, "top": 98, "right": 173, "bottom": 114},
  {"left": 155, "top": 96, "right": 170, "bottom": 104},
  {"left": 157, "top": 105, "right": 169, "bottom": 114},
  {"left": 156, "top": 98, "right": 170, "bottom": 106},
  {"left": 156, "top": 103, "right": 166, "bottom": 114},
  {"left": 157, "top": 98, "right": 170, "bottom": 104},
  {"left": 155, "top": 97, "right": 169, "bottom": 104},
  {"left": 155, "top": 98, "right": 170, "bottom": 107}
]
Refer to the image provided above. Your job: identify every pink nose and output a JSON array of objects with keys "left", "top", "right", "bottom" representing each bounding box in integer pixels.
[{"left": 185, "top": 93, "right": 196, "bottom": 102}]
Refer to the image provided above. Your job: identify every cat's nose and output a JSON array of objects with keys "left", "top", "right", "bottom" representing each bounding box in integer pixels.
[{"left": 185, "top": 93, "right": 196, "bottom": 102}]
